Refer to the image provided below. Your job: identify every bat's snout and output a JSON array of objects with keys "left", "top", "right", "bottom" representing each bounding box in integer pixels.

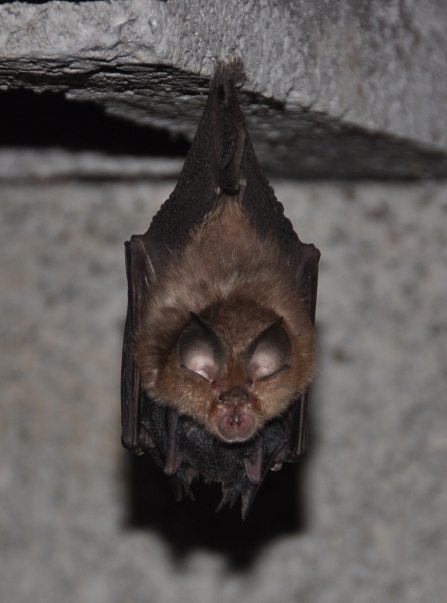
[{"left": 216, "top": 387, "right": 256, "bottom": 441}]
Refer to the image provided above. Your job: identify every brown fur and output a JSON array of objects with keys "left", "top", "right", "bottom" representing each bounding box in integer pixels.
[{"left": 135, "top": 200, "right": 315, "bottom": 441}]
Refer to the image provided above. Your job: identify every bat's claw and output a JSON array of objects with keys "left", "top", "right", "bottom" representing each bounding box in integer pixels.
[{"left": 270, "top": 462, "right": 283, "bottom": 471}]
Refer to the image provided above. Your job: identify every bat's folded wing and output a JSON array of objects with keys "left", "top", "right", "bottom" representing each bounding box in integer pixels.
[{"left": 121, "top": 233, "right": 153, "bottom": 455}]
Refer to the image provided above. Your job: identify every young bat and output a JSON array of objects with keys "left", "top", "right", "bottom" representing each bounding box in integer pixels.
[{"left": 121, "top": 57, "right": 320, "bottom": 518}]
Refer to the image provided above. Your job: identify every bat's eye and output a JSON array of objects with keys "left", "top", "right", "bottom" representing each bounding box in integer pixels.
[
  {"left": 245, "top": 317, "right": 291, "bottom": 381},
  {"left": 177, "top": 312, "right": 225, "bottom": 381}
]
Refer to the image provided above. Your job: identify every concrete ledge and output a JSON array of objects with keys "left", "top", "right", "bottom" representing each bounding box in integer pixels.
[{"left": 1, "top": 0, "right": 447, "bottom": 178}]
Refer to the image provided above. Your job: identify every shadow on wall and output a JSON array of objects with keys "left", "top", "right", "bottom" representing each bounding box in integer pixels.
[
  {"left": 0, "top": 88, "right": 190, "bottom": 157},
  {"left": 124, "top": 330, "right": 322, "bottom": 571},
  {"left": 126, "top": 452, "right": 310, "bottom": 570}
]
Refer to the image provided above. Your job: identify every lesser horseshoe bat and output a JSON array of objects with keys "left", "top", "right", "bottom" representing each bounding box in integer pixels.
[{"left": 121, "top": 57, "right": 320, "bottom": 518}]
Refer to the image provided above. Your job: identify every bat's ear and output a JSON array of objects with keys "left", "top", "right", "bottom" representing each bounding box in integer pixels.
[
  {"left": 177, "top": 313, "right": 225, "bottom": 381},
  {"left": 245, "top": 318, "right": 291, "bottom": 381}
]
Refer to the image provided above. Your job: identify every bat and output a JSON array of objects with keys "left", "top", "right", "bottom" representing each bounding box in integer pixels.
[{"left": 121, "top": 57, "right": 320, "bottom": 519}]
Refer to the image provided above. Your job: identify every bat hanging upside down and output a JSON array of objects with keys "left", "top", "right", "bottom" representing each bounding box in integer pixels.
[{"left": 121, "top": 57, "right": 320, "bottom": 518}]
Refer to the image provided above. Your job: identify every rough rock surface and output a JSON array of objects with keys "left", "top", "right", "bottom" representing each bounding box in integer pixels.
[
  {"left": 0, "top": 149, "right": 184, "bottom": 180},
  {"left": 1, "top": 179, "right": 446, "bottom": 602},
  {"left": 1, "top": 0, "right": 447, "bottom": 178}
]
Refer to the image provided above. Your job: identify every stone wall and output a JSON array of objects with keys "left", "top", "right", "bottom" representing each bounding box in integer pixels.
[{"left": 1, "top": 178, "right": 446, "bottom": 602}]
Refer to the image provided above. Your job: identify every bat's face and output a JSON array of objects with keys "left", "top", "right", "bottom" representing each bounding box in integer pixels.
[
  {"left": 145, "top": 300, "right": 315, "bottom": 443},
  {"left": 177, "top": 312, "right": 291, "bottom": 441}
]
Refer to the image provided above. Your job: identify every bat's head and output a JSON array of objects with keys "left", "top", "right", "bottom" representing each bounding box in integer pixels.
[
  {"left": 177, "top": 313, "right": 292, "bottom": 441},
  {"left": 141, "top": 303, "right": 315, "bottom": 443}
]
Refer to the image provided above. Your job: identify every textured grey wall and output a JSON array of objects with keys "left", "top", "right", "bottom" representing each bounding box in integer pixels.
[
  {"left": 1, "top": 2, "right": 446, "bottom": 600},
  {"left": 1, "top": 0, "right": 447, "bottom": 178},
  {"left": 1, "top": 179, "right": 446, "bottom": 602}
]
